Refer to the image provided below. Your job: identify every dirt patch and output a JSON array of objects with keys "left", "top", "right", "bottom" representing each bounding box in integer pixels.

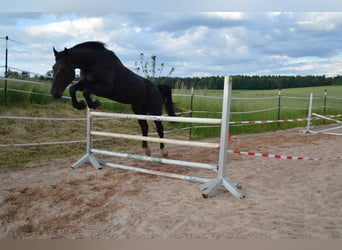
[{"left": 0, "top": 127, "right": 341, "bottom": 239}]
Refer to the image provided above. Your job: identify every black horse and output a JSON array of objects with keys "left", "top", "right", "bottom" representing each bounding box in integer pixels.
[{"left": 51, "top": 41, "right": 175, "bottom": 157}]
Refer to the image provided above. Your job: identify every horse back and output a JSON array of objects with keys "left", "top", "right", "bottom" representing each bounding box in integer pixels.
[{"left": 78, "top": 49, "right": 164, "bottom": 113}]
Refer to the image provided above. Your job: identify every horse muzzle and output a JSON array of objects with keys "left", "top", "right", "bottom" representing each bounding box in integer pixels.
[{"left": 51, "top": 89, "right": 62, "bottom": 99}]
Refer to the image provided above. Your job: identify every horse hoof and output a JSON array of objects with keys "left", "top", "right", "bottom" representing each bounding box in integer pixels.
[
  {"left": 93, "top": 100, "right": 102, "bottom": 109},
  {"left": 143, "top": 147, "right": 151, "bottom": 156},
  {"left": 160, "top": 148, "right": 168, "bottom": 158},
  {"left": 74, "top": 100, "right": 86, "bottom": 110},
  {"left": 89, "top": 100, "right": 101, "bottom": 109}
]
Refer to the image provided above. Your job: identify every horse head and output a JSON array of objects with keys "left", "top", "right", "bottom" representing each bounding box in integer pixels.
[{"left": 51, "top": 47, "right": 75, "bottom": 99}]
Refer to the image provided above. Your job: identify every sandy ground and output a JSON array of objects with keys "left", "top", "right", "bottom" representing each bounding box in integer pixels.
[{"left": 0, "top": 126, "right": 341, "bottom": 239}]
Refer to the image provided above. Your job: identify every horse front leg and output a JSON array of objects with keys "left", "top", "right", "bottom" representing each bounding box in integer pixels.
[
  {"left": 69, "top": 83, "right": 86, "bottom": 110},
  {"left": 154, "top": 120, "right": 168, "bottom": 157},
  {"left": 82, "top": 88, "right": 102, "bottom": 109},
  {"left": 138, "top": 119, "right": 151, "bottom": 156}
]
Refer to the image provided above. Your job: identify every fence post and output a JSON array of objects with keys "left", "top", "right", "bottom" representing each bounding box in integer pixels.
[
  {"left": 305, "top": 93, "right": 314, "bottom": 133},
  {"left": 323, "top": 89, "right": 327, "bottom": 124},
  {"left": 277, "top": 88, "right": 281, "bottom": 129},
  {"left": 189, "top": 86, "right": 194, "bottom": 139},
  {"left": 3, "top": 36, "right": 8, "bottom": 106}
]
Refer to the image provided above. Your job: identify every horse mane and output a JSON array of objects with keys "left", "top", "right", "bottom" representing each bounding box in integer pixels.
[
  {"left": 72, "top": 41, "right": 106, "bottom": 50},
  {"left": 71, "top": 41, "right": 123, "bottom": 64}
]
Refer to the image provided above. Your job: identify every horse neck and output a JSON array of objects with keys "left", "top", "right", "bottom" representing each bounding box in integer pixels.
[{"left": 69, "top": 47, "right": 141, "bottom": 81}]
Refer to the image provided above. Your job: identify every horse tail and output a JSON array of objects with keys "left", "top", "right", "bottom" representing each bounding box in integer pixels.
[{"left": 157, "top": 84, "right": 176, "bottom": 116}]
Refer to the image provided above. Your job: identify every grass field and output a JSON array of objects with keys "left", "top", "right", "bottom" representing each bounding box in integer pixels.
[
  {"left": 173, "top": 85, "right": 342, "bottom": 136},
  {"left": 1, "top": 79, "right": 342, "bottom": 168}
]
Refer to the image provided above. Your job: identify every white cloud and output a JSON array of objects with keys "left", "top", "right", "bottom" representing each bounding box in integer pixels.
[
  {"left": 204, "top": 12, "right": 249, "bottom": 20},
  {"left": 1, "top": 12, "right": 342, "bottom": 77},
  {"left": 26, "top": 17, "right": 105, "bottom": 40},
  {"left": 2, "top": 0, "right": 342, "bottom": 12},
  {"left": 154, "top": 26, "right": 209, "bottom": 56},
  {"left": 296, "top": 12, "right": 342, "bottom": 31},
  {"left": 279, "top": 55, "right": 342, "bottom": 77}
]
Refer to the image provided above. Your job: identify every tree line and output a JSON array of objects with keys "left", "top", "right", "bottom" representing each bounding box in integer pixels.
[
  {"left": 6, "top": 68, "right": 342, "bottom": 90},
  {"left": 133, "top": 54, "right": 342, "bottom": 90},
  {"left": 5, "top": 61, "right": 342, "bottom": 91},
  {"left": 156, "top": 75, "right": 342, "bottom": 90}
]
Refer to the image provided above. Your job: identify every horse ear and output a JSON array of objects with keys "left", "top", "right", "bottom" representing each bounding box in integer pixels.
[
  {"left": 64, "top": 47, "right": 69, "bottom": 56},
  {"left": 53, "top": 47, "right": 58, "bottom": 57}
]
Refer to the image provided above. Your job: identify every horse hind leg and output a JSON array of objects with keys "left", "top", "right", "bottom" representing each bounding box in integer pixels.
[
  {"left": 154, "top": 120, "right": 168, "bottom": 157},
  {"left": 82, "top": 89, "right": 101, "bottom": 109},
  {"left": 137, "top": 119, "right": 151, "bottom": 156},
  {"left": 160, "top": 148, "right": 168, "bottom": 158}
]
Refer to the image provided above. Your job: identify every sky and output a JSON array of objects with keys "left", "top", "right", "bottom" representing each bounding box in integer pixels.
[{"left": 1, "top": 1, "right": 342, "bottom": 78}]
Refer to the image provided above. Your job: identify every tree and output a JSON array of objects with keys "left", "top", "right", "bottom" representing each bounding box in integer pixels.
[
  {"left": 46, "top": 70, "right": 53, "bottom": 78},
  {"left": 20, "top": 71, "right": 30, "bottom": 79},
  {"left": 7, "top": 69, "right": 20, "bottom": 78},
  {"left": 134, "top": 53, "right": 175, "bottom": 83}
]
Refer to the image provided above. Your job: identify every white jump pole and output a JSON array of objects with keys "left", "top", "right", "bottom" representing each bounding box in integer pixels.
[
  {"left": 91, "top": 148, "right": 218, "bottom": 171},
  {"left": 104, "top": 162, "right": 210, "bottom": 184},
  {"left": 90, "top": 111, "right": 222, "bottom": 124},
  {"left": 308, "top": 113, "right": 342, "bottom": 135},
  {"left": 200, "top": 76, "right": 244, "bottom": 198},
  {"left": 304, "top": 93, "right": 342, "bottom": 135},
  {"left": 72, "top": 107, "right": 103, "bottom": 170},
  {"left": 90, "top": 131, "right": 220, "bottom": 148},
  {"left": 312, "top": 113, "right": 342, "bottom": 124},
  {"left": 305, "top": 93, "right": 314, "bottom": 134}
]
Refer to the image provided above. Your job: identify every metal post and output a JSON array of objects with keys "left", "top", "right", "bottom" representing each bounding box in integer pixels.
[
  {"left": 277, "top": 88, "right": 281, "bottom": 129},
  {"left": 3, "top": 36, "right": 8, "bottom": 106},
  {"left": 323, "top": 89, "right": 327, "bottom": 124},
  {"left": 189, "top": 86, "right": 194, "bottom": 139},
  {"left": 86, "top": 107, "right": 92, "bottom": 155},
  {"left": 200, "top": 76, "right": 245, "bottom": 199}
]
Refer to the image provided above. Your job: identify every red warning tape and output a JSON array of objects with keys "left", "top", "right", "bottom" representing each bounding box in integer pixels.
[
  {"left": 229, "top": 114, "right": 342, "bottom": 125},
  {"left": 230, "top": 118, "right": 309, "bottom": 125},
  {"left": 227, "top": 149, "right": 341, "bottom": 161}
]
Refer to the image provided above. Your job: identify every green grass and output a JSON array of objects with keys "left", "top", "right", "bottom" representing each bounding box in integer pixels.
[
  {"left": 0, "top": 102, "right": 187, "bottom": 168},
  {"left": 173, "top": 85, "right": 342, "bottom": 137},
  {"left": 1, "top": 79, "right": 342, "bottom": 168}
]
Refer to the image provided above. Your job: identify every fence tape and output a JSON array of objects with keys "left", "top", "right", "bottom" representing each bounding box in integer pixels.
[
  {"left": 0, "top": 115, "right": 114, "bottom": 121},
  {"left": 229, "top": 114, "right": 342, "bottom": 125},
  {"left": 0, "top": 115, "right": 86, "bottom": 121},
  {"left": 0, "top": 77, "right": 50, "bottom": 85},
  {"left": 2, "top": 141, "right": 339, "bottom": 162},
  {"left": 1, "top": 113, "right": 341, "bottom": 125},
  {"left": 0, "top": 138, "right": 107, "bottom": 147},
  {"left": 227, "top": 149, "right": 341, "bottom": 161},
  {"left": 0, "top": 140, "right": 86, "bottom": 147},
  {"left": 231, "top": 107, "right": 278, "bottom": 114}
]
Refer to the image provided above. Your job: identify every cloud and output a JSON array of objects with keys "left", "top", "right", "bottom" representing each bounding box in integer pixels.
[
  {"left": 1, "top": 12, "right": 342, "bottom": 77},
  {"left": 3, "top": 0, "right": 342, "bottom": 12},
  {"left": 204, "top": 12, "right": 249, "bottom": 20},
  {"left": 296, "top": 12, "right": 342, "bottom": 32},
  {"left": 26, "top": 17, "right": 105, "bottom": 40}
]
